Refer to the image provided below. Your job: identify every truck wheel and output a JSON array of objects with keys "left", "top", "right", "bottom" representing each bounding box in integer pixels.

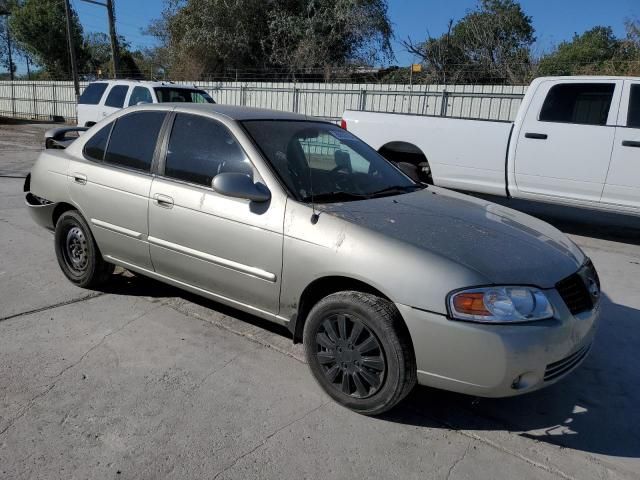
[
  {"left": 54, "top": 210, "right": 114, "bottom": 288},
  {"left": 303, "top": 291, "right": 416, "bottom": 415}
]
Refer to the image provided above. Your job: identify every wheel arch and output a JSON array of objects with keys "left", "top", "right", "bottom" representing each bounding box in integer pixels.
[
  {"left": 377, "top": 142, "right": 432, "bottom": 184},
  {"left": 52, "top": 202, "right": 80, "bottom": 227},
  {"left": 289, "top": 275, "right": 408, "bottom": 344}
]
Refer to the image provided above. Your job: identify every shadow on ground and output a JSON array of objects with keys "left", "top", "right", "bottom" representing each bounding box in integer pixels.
[{"left": 98, "top": 270, "right": 640, "bottom": 459}]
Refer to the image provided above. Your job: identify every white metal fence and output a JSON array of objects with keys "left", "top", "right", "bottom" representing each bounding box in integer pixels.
[{"left": 0, "top": 81, "right": 527, "bottom": 124}]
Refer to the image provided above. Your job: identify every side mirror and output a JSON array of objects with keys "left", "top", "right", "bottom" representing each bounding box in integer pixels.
[{"left": 212, "top": 172, "right": 271, "bottom": 203}]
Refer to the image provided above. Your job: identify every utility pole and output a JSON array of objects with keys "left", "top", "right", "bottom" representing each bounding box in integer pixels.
[
  {"left": 81, "top": 0, "right": 120, "bottom": 78},
  {"left": 5, "top": 16, "right": 13, "bottom": 81},
  {"left": 64, "top": 0, "right": 80, "bottom": 97}
]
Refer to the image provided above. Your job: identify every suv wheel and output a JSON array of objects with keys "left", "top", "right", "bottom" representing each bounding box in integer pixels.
[
  {"left": 303, "top": 291, "right": 416, "bottom": 415},
  {"left": 54, "top": 210, "right": 114, "bottom": 288}
]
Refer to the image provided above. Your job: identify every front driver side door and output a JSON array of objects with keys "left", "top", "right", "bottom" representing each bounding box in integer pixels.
[{"left": 148, "top": 112, "right": 285, "bottom": 315}]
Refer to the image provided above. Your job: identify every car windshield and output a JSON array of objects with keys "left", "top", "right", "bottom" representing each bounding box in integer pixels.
[
  {"left": 242, "top": 120, "right": 422, "bottom": 202},
  {"left": 154, "top": 87, "right": 214, "bottom": 104}
]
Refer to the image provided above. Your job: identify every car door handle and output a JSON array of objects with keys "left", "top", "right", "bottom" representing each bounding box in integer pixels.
[
  {"left": 622, "top": 140, "right": 640, "bottom": 148},
  {"left": 72, "top": 173, "right": 87, "bottom": 185},
  {"left": 153, "top": 194, "right": 174, "bottom": 208},
  {"left": 525, "top": 132, "right": 548, "bottom": 140}
]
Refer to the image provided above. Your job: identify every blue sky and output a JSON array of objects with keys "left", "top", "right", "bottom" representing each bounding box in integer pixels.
[{"left": 12, "top": 0, "right": 640, "bottom": 74}]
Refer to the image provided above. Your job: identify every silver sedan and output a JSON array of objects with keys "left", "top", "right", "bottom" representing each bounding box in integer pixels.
[{"left": 25, "top": 104, "right": 599, "bottom": 415}]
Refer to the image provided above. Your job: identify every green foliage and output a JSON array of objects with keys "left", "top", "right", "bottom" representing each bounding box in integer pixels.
[
  {"left": 84, "top": 32, "right": 143, "bottom": 78},
  {"left": 537, "top": 26, "right": 639, "bottom": 76},
  {"left": 9, "top": 0, "right": 89, "bottom": 78},
  {"left": 148, "top": 0, "right": 393, "bottom": 79},
  {"left": 406, "top": 0, "right": 535, "bottom": 84}
]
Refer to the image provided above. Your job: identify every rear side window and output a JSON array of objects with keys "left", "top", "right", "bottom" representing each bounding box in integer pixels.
[
  {"left": 154, "top": 87, "right": 214, "bottom": 104},
  {"left": 164, "top": 114, "right": 249, "bottom": 186},
  {"left": 79, "top": 83, "right": 108, "bottom": 105},
  {"left": 128, "top": 86, "right": 153, "bottom": 106},
  {"left": 539, "top": 83, "right": 615, "bottom": 126},
  {"left": 627, "top": 84, "right": 640, "bottom": 128},
  {"left": 104, "top": 85, "right": 129, "bottom": 108},
  {"left": 83, "top": 122, "right": 113, "bottom": 161},
  {"left": 104, "top": 111, "right": 165, "bottom": 172}
]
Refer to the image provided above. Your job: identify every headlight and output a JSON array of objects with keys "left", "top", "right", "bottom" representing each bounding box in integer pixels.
[{"left": 448, "top": 286, "right": 554, "bottom": 323}]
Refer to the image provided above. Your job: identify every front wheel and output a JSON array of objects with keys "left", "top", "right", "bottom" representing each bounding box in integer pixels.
[
  {"left": 303, "top": 291, "right": 416, "bottom": 415},
  {"left": 54, "top": 210, "right": 114, "bottom": 288}
]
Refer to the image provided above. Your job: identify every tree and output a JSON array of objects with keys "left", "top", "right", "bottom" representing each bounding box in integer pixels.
[
  {"left": 405, "top": 0, "right": 535, "bottom": 84},
  {"left": 537, "top": 26, "right": 640, "bottom": 76},
  {"left": 9, "top": 0, "right": 89, "bottom": 78},
  {"left": 84, "top": 32, "right": 143, "bottom": 78},
  {"left": 147, "top": 0, "right": 394, "bottom": 80}
]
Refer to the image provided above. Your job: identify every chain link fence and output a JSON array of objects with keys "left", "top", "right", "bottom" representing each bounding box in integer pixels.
[{"left": 0, "top": 80, "right": 527, "bottom": 124}]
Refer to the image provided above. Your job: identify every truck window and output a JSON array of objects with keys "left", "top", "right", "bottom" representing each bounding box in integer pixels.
[
  {"left": 539, "top": 83, "right": 615, "bottom": 126},
  {"left": 627, "top": 84, "right": 640, "bottom": 128},
  {"left": 78, "top": 83, "right": 108, "bottom": 105},
  {"left": 104, "top": 85, "right": 129, "bottom": 108}
]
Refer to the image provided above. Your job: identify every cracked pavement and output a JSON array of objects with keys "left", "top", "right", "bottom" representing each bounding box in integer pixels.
[{"left": 1, "top": 125, "right": 640, "bottom": 479}]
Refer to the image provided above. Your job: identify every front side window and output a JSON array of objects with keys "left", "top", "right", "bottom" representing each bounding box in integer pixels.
[
  {"left": 154, "top": 87, "right": 214, "bottom": 104},
  {"left": 104, "top": 111, "right": 165, "bottom": 171},
  {"left": 79, "top": 82, "right": 108, "bottom": 105},
  {"left": 165, "top": 114, "right": 250, "bottom": 187},
  {"left": 83, "top": 122, "right": 113, "bottom": 161},
  {"left": 104, "top": 85, "right": 129, "bottom": 108},
  {"left": 242, "top": 120, "right": 419, "bottom": 202},
  {"left": 627, "top": 84, "right": 640, "bottom": 128},
  {"left": 128, "top": 86, "right": 153, "bottom": 106},
  {"left": 539, "top": 83, "right": 615, "bottom": 126}
]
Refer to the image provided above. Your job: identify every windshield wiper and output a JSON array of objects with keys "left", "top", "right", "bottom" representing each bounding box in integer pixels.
[
  {"left": 301, "top": 191, "right": 369, "bottom": 203},
  {"left": 368, "top": 184, "right": 425, "bottom": 198}
]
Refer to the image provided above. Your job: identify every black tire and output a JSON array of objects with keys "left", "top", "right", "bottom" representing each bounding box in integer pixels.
[
  {"left": 303, "top": 291, "right": 416, "bottom": 415},
  {"left": 54, "top": 210, "right": 114, "bottom": 288}
]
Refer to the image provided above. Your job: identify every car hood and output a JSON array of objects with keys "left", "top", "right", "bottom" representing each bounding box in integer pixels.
[{"left": 318, "top": 187, "right": 585, "bottom": 288}]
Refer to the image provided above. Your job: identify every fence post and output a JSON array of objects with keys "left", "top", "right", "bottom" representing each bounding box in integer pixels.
[
  {"left": 10, "top": 81, "right": 15, "bottom": 118},
  {"left": 440, "top": 90, "right": 449, "bottom": 117},
  {"left": 239, "top": 84, "right": 245, "bottom": 106},
  {"left": 52, "top": 82, "right": 58, "bottom": 120},
  {"left": 359, "top": 89, "right": 367, "bottom": 111},
  {"left": 292, "top": 87, "right": 299, "bottom": 113},
  {"left": 32, "top": 82, "right": 37, "bottom": 120}
]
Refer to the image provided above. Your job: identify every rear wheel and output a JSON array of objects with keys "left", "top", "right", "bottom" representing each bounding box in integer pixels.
[
  {"left": 54, "top": 210, "right": 114, "bottom": 288},
  {"left": 303, "top": 291, "right": 416, "bottom": 415}
]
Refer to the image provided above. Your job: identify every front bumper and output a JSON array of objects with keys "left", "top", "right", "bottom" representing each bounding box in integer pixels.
[{"left": 396, "top": 287, "right": 599, "bottom": 397}]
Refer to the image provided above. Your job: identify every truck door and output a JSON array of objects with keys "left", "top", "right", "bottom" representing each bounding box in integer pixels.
[
  {"left": 513, "top": 80, "right": 621, "bottom": 204},
  {"left": 601, "top": 80, "right": 640, "bottom": 211}
]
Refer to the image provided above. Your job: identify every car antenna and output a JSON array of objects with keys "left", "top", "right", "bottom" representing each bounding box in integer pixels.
[{"left": 308, "top": 162, "right": 319, "bottom": 224}]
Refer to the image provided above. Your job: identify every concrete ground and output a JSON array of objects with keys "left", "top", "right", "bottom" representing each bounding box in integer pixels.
[{"left": 1, "top": 123, "right": 639, "bottom": 479}]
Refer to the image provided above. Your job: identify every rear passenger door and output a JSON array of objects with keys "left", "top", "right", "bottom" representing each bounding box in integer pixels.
[
  {"left": 602, "top": 81, "right": 640, "bottom": 211},
  {"left": 69, "top": 110, "right": 167, "bottom": 270},
  {"left": 513, "top": 80, "right": 622, "bottom": 204},
  {"left": 148, "top": 113, "right": 284, "bottom": 314},
  {"left": 101, "top": 84, "right": 129, "bottom": 119}
]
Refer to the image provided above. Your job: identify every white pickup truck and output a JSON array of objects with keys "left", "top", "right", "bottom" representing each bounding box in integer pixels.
[{"left": 343, "top": 76, "right": 640, "bottom": 215}]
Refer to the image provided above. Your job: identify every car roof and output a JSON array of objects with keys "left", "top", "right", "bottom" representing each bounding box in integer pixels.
[
  {"left": 87, "top": 79, "right": 206, "bottom": 89},
  {"left": 138, "top": 103, "right": 310, "bottom": 121}
]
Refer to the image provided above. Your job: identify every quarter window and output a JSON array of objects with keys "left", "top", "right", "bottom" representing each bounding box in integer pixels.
[
  {"left": 78, "top": 82, "right": 108, "bottom": 105},
  {"left": 539, "top": 83, "right": 615, "bottom": 126},
  {"left": 128, "top": 86, "right": 153, "bottom": 106},
  {"left": 627, "top": 84, "right": 640, "bottom": 128},
  {"left": 164, "top": 114, "right": 250, "bottom": 187},
  {"left": 104, "top": 111, "right": 165, "bottom": 172},
  {"left": 104, "top": 85, "right": 129, "bottom": 108},
  {"left": 83, "top": 122, "right": 113, "bottom": 161}
]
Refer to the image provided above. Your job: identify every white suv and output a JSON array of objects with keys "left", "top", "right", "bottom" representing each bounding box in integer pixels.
[{"left": 77, "top": 80, "right": 215, "bottom": 127}]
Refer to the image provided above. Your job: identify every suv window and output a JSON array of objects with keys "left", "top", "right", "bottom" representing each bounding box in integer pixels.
[
  {"left": 83, "top": 122, "right": 113, "bottom": 161},
  {"left": 627, "top": 84, "right": 640, "bottom": 128},
  {"left": 128, "top": 86, "right": 153, "bottom": 106},
  {"left": 104, "top": 111, "right": 165, "bottom": 171},
  {"left": 104, "top": 85, "right": 129, "bottom": 108},
  {"left": 165, "top": 114, "right": 250, "bottom": 186},
  {"left": 539, "top": 83, "right": 615, "bottom": 126},
  {"left": 79, "top": 82, "right": 108, "bottom": 105},
  {"left": 154, "top": 87, "right": 214, "bottom": 104}
]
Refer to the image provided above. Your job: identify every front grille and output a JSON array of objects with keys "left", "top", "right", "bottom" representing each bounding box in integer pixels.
[
  {"left": 555, "top": 260, "right": 599, "bottom": 315},
  {"left": 544, "top": 343, "right": 591, "bottom": 382}
]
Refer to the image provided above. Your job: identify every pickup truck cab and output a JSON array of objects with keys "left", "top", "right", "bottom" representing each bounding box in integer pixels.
[
  {"left": 77, "top": 80, "right": 215, "bottom": 127},
  {"left": 343, "top": 76, "right": 640, "bottom": 215}
]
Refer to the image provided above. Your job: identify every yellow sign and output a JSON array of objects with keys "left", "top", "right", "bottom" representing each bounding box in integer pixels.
[{"left": 411, "top": 64, "right": 422, "bottom": 73}]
